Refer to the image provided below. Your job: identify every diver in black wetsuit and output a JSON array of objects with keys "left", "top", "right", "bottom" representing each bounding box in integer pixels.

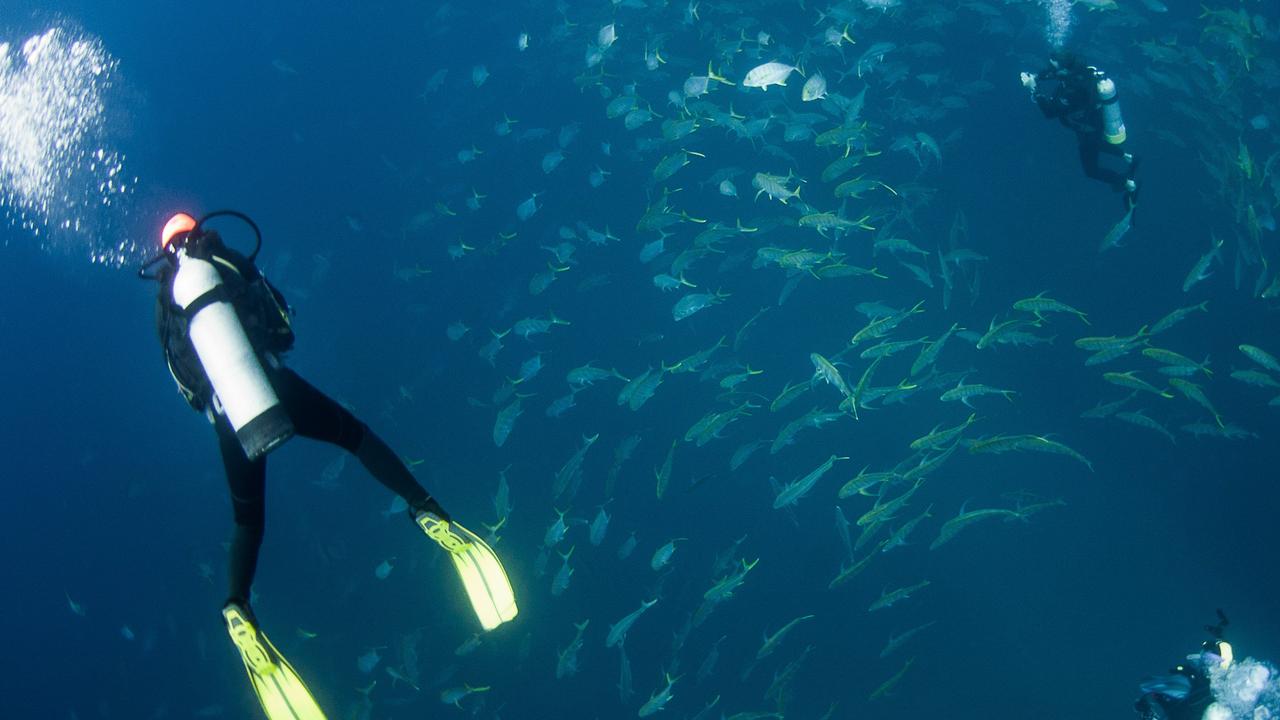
[
  {"left": 143, "top": 210, "right": 516, "bottom": 720},
  {"left": 1022, "top": 51, "right": 1139, "bottom": 208},
  {"left": 148, "top": 212, "right": 449, "bottom": 616},
  {"left": 1134, "top": 611, "right": 1231, "bottom": 720}
]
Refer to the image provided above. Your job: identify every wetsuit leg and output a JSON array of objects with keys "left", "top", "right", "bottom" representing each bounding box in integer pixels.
[
  {"left": 1077, "top": 134, "right": 1126, "bottom": 191},
  {"left": 215, "top": 413, "right": 265, "bottom": 607},
  {"left": 272, "top": 368, "right": 448, "bottom": 520}
]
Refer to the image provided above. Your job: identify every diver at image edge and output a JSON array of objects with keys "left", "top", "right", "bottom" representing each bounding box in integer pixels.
[
  {"left": 1133, "top": 610, "right": 1231, "bottom": 720},
  {"left": 1021, "top": 50, "right": 1140, "bottom": 210},
  {"left": 140, "top": 211, "right": 517, "bottom": 720}
]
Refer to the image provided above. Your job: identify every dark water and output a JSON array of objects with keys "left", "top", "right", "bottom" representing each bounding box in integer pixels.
[{"left": 2, "top": 1, "right": 1278, "bottom": 719}]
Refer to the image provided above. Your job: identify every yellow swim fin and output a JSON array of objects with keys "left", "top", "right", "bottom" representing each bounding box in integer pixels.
[
  {"left": 223, "top": 604, "right": 328, "bottom": 720},
  {"left": 418, "top": 514, "right": 518, "bottom": 631}
]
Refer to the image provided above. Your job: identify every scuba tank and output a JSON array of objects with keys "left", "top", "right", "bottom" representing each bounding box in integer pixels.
[
  {"left": 144, "top": 211, "right": 294, "bottom": 460},
  {"left": 1095, "top": 73, "right": 1126, "bottom": 145}
]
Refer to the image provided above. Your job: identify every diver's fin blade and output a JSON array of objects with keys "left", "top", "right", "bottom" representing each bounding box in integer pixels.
[
  {"left": 419, "top": 516, "right": 519, "bottom": 631},
  {"left": 453, "top": 521, "right": 519, "bottom": 629},
  {"left": 225, "top": 606, "right": 328, "bottom": 720}
]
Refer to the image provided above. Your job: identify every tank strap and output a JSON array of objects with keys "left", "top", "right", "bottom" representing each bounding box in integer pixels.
[{"left": 182, "top": 285, "right": 231, "bottom": 318}]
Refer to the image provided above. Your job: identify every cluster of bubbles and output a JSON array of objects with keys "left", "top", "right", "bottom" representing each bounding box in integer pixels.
[
  {"left": 1207, "top": 658, "right": 1280, "bottom": 719},
  {"left": 0, "top": 26, "right": 137, "bottom": 267},
  {"left": 1043, "top": 0, "right": 1073, "bottom": 49}
]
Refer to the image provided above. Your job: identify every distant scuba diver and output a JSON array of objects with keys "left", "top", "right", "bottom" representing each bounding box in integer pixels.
[
  {"left": 139, "top": 210, "right": 517, "bottom": 720},
  {"left": 1133, "top": 610, "right": 1232, "bottom": 720},
  {"left": 1021, "top": 50, "right": 1139, "bottom": 209}
]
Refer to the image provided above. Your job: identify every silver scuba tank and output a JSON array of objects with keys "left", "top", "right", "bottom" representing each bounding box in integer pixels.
[
  {"left": 171, "top": 248, "right": 294, "bottom": 459},
  {"left": 1096, "top": 75, "right": 1126, "bottom": 145}
]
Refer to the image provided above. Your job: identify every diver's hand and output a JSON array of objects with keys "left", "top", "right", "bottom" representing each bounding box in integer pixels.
[{"left": 1020, "top": 72, "right": 1036, "bottom": 92}]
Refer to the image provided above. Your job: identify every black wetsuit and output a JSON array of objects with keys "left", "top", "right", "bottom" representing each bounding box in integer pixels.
[
  {"left": 155, "top": 236, "right": 446, "bottom": 608},
  {"left": 1033, "top": 62, "right": 1130, "bottom": 192}
]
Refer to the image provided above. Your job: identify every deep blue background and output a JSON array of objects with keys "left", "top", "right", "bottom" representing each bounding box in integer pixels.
[{"left": 2, "top": 1, "right": 1277, "bottom": 719}]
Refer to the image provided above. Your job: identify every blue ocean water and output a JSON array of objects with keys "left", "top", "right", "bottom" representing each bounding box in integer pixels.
[{"left": 2, "top": 1, "right": 1278, "bottom": 719}]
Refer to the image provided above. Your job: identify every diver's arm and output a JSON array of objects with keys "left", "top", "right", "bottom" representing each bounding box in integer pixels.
[{"left": 1033, "top": 89, "right": 1065, "bottom": 118}]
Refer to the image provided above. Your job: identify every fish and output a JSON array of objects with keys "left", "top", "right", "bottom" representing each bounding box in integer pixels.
[
  {"left": 880, "top": 621, "right": 937, "bottom": 658},
  {"left": 1229, "top": 369, "right": 1280, "bottom": 389},
  {"left": 556, "top": 620, "right": 590, "bottom": 679},
  {"left": 551, "top": 546, "right": 575, "bottom": 596},
  {"left": 837, "top": 466, "right": 898, "bottom": 499},
  {"left": 568, "top": 363, "right": 627, "bottom": 387},
  {"left": 597, "top": 23, "right": 617, "bottom": 49},
  {"left": 445, "top": 321, "right": 469, "bottom": 341},
  {"left": 492, "top": 398, "right": 522, "bottom": 447},
  {"left": 545, "top": 389, "right": 579, "bottom": 419},
  {"left": 1182, "top": 234, "right": 1224, "bottom": 292},
  {"left": 650, "top": 538, "right": 684, "bottom": 570},
  {"left": 881, "top": 504, "right": 933, "bottom": 552},
  {"left": 617, "top": 531, "right": 638, "bottom": 560},
  {"left": 606, "top": 598, "right": 658, "bottom": 648},
  {"left": 931, "top": 505, "right": 1024, "bottom": 550},
  {"left": 638, "top": 237, "right": 665, "bottom": 263},
  {"left": 1115, "top": 409, "right": 1177, "bottom": 443},
  {"left": 1103, "top": 370, "right": 1174, "bottom": 398},
  {"left": 673, "top": 290, "right": 728, "bottom": 321},
  {"left": 553, "top": 433, "right": 599, "bottom": 500},
  {"left": 638, "top": 673, "right": 679, "bottom": 717},
  {"left": 1101, "top": 205, "right": 1134, "bottom": 252},
  {"left": 542, "top": 149, "right": 565, "bottom": 174},
  {"left": 1239, "top": 344, "right": 1280, "bottom": 374},
  {"left": 868, "top": 580, "right": 930, "bottom": 611},
  {"left": 939, "top": 378, "right": 1016, "bottom": 407},
  {"left": 801, "top": 73, "right": 828, "bottom": 102},
  {"left": 730, "top": 440, "right": 767, "bottom": 472},
  {"left": 357, "top": 646, "right": 383, "bottom": 674},
  {"left": 655, "top": 439, "right": 678, "bottom": 499},
  {"left": 752, "top": 172, "right": 802, "bottom": 204},
  {"left": 869, "top": 658, "right": 915, "bottom": 701},
  {"left": 543, "top": 507, "right": 570, "bottom": 547},
  {"left": 513, "top": 312, "right": 570, "bottom": 339},
  {"left": 516, "top": 192, "right": 540, "bottom": 221},
  {"left": 1012, "top": 292, "right": 1089, "bottom": 324},
  {"left": 618, "top": 641, "right": 634, "bottom": 702},
  {"left": 743, "top": 62, "right": 798, "bottom": 90},
  {"left": 1150, "top": 303, "right": 1207, "bottom": 334},
  {"left": 829, "top": 545, "right": 881, "bottom": 589},
  {"left": 1168, "top": 378, "right": 1224, "bottom": 427},
  {"left": 910, "top": 413, "right": 978, "bottom": 451},
  {"left": 967, "top": 434, "right": 1094, "bottom": 471},
  {"left": 810, "top": 352, "right": 853, "bottom": 400},
  {"left": 455, "top": 633, "right": 483, "bottom": 657},
  {"left": 756, "top": 614, "right": 815, "bottom": 659},
  {"left": 439, "top": 684, "right": 489, "bottom": 707},
  {"left": 652, "top": 149, "right": 705, "bottom": 183},
  {"left": 1143, "top": 348, "right": 1212, "bottom": 376},
  {"left": 773, "top": 454, "right": 848, "bottom": 509},
  {"left": 589, "top": 502, "right": 611, "bottom": 546}
]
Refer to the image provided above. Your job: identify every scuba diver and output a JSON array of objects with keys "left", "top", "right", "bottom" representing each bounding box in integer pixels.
[
  {"left": 1021, "top": 50, "right": 1139, "bottom": 209},
  {"left": 140, "top": 210, "right": 517, "bottom": 720},
  {"left": 1133, "top": 610, "right": 1232, "bottom": 719}
]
